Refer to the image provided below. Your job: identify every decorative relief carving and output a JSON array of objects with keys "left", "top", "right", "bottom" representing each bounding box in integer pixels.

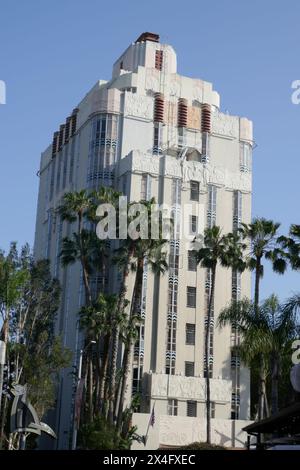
[
  {"left": 127, "top": 152, "right": 252, "bottom": 192},
  {"left": 150, "top": 374, "right": 231, "bottom": 402},
  {"left": 212, "top": 110, "right": 239, "bottom": 139},
  {"left": 124, "top": 93, "right": 153, "bottom": 120},
  {"left": 131, "top": 151, "right": 160, "bottom": 175}
]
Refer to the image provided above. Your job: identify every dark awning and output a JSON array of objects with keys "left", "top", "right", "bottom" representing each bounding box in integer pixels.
[{"left": 243, "top": 402, "right": 300, "bottom": 435}]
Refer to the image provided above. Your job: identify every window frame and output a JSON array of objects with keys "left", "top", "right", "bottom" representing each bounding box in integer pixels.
[
  {"left": 186, "top": 286, "right": 196, "bottom": 308},
  {"left": 188, "top": 250, "right": 197, "bottom": 272},
  {"left": 190, "top": 180, "right": 200, "bottom": 201},
  {"left": 186, "top": 323, "right": 196, "bottom": 345},
  {"left": 167, "top": 399, "right": 178, "bottom": 416},
  {"left": 185, "top": 361, "right": 195, "bottom": 377},
  {"left": 187, "top": 400, "right": 197, "bottom": 417}
]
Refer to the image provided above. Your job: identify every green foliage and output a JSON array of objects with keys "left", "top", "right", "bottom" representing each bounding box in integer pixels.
[
  {"left": 0, "top": 245, "right": 72, "bottom": 425},
  {"left": 193, "top": 227, "right": 246, "bottom": 272},
  {"left": 239, "top": 218, "right": 287, "bottom": 276},
  {"left": 21, "top": 337, "right": 72, "bottom": 418},
  {"left": 79, "top": 417, "right": 133, "bottom": 450},
  {"left": 218, "top": 294, "right": 299, "bottom": 416}
]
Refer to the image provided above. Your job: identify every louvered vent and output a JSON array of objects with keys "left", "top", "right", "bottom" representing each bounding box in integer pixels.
[
  {"left": 178, "top": 98, "right": 188, "bottom": 127},
  {"left": 201, "top": 103, "right": 211, "bottom": 133},
  {"left": 154, "top": 93, "right": 164, "bottom": 123}
]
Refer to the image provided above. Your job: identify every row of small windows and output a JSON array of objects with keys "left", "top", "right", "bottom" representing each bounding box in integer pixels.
[{"left": 167, "top": 399, "right": 215, "bottom": 418}]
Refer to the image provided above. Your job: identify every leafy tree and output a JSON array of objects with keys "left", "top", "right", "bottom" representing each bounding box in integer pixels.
[{"left": 0, "top": 245, "right": 71, "bottom": 449}]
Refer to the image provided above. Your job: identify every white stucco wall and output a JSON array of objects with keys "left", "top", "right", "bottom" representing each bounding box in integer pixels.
[{"left": 132, "top": 414, "right": 252, "bottom": 450}]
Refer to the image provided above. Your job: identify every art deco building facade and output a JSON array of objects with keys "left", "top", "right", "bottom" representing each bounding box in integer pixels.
[{"left": 34, "top": 33, "right": 253, "bottom": 449}]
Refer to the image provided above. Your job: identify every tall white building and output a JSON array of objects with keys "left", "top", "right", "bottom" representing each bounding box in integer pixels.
[{"left": 34, "top": 32, "right": 253, "bottom": 449}]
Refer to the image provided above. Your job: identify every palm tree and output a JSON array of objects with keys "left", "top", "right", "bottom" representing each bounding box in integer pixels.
[
  {"left": 59, "top": 190, "right": 95, "bottom": 304},
  {"left": 80, "top": 293, "right": 120, "bottom": 420},
  {"left": 193, "top": 227, "right": 246, "bottom": 444},
  {"left": 239, "top": 218, "right": 286, "bottom": 313},
  {"left": 60, "top": 230, "right": 106, "bottom": 300},
  {"left": 218, "top": 295, "right": 299, "bottom": 417},
  {"left": 239, "top": 218, "right": 287, "bottom": 419},
  {"left": 59, "top": 188, "right": 117, "bottom": 424},
  {"left": 278, "top": 224, "right": 300, "bottom": 270},
  {"left": 115, "top": 199, "right": 168, "bottom": 431},
  {"left": 90, "top": 186, "right": 123, "bottom": 424}
]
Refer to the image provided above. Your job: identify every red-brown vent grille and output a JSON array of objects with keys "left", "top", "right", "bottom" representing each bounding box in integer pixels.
[
  {"left": 155, "top": 50, "right": 163, "bottom": 71},
  {"left": 201, "top": 104, "right": 211, "bottom": 133},
  {"left": 178, "top": 98, "right": 188, "bottom": 128},
  {"left": 154, "top": 93, "right": 164, "bottom": 123}
]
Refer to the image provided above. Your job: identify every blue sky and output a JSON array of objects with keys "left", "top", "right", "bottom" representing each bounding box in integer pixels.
[{"left": 0, "top": 0, "right": 300, "bottom": 301}]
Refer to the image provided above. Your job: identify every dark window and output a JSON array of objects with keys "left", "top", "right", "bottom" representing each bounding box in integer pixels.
[
  {"left": 187, "top": 400, "right": 197, "bottom": 417},
  {"left": 190, "top": 215, "right": 198, "bottom": 235},
  {"left": 185, "top": 361, "right": 195, "bottom": 377},
  {"left": 187, "top": 286, "right": 196, "bottom": 308},
  {"left": 190, "top": 181, "right": 199, "bottom": 201},
  {"left": 188, "top": 251, "right": 197, "bottom": 271},
  {"left": 186, "top": 324, "right": 196, "bottom": 345}
]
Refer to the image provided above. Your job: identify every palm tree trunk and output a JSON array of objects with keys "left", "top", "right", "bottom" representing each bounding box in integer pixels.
[
  {"left": 271, "top": 356, "right": 279, "bottom": 415},
  {"left": 82, "top": 264, "right": 92, "bottom": 306},
  {"left": 258, "top": 358, "right": 266, "bottom": 420},
  {"left": 88, "top": 354, "right": 93, "bottom": 422},
  {"left": 205, "top": 264, "right": 216, "bottom": 445},
  {"left": 254, "top": 256, "right": 265, "bottom": 421},
  {"left": 109, "top": 265, "right": 129, "bottom": 424},
  {"left": 99, "top": 333, "right": 111, "bottom": 415},
  {"left": 117, "top": 259, "right": 143, "bottom": 432},
  {"left": 116, "top": 342, "right": 130, "bottom": 432}
]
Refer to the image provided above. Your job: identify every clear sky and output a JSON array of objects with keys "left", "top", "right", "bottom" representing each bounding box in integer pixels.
[{"left": 0, "top": 0, "right": 300, "bottom": 301}]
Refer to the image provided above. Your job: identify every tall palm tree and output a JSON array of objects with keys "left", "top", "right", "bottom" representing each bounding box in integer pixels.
[
  {"left": 239, "top": 218, "right": 287, "bottom": 419},
  {"left": 115, "top": 199, "right": 168, "bottom": 431},
  {"left": 90, "top": 186, "right": 124, "bottom": 424},
  {"left": 218, "top": 295, "right": 299, "bottom": 417},
  {"left": 59, "top": 188, "right": 117, "bottom": 424},
  {"left": 59, "top": 190, "right": 95, "bottom": 304},
  {"left": 193, "top": 227, "right": 246, "bottom": 444}
]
